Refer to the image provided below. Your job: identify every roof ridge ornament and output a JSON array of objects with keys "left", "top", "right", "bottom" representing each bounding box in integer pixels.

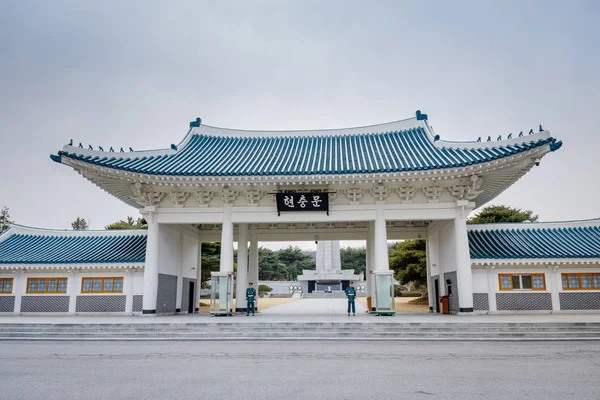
[
  {"left": 415, "top": 110, "right": 428, "bottom": 121},
  {"left": 190, "top": 117, "right": 202, "bottom": 128}
]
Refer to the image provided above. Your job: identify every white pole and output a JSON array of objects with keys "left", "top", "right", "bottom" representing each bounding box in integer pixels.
[
  {"left": 235, "top": 224, "right": 249, "bottom": 312},
  {"left": 142, "top": 220, "right": 160, "bottom": 315},
  {"left": 454, "top": 214, "right": 474, "bottom": 312}
]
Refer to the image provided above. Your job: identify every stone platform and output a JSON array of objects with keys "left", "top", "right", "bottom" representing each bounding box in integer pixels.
[{"left": 1, "top": 308, "right": 600, "bottom": 341}]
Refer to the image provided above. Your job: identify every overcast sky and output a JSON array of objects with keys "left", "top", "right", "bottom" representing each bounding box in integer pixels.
[{"left": 1, "top": 1, "right": 598, "bottom": 250}]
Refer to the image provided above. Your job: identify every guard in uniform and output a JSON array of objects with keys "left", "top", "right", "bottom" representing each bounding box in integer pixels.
[
  {"left": 345, "top": 281, "right": 357, "bottom": 316},
  {"left": 246, "top": 282, "right": 256, "bottom": 316}
]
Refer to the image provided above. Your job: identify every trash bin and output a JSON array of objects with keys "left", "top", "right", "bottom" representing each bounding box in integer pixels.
[{"left": 440, "top": 295, "right": 449, "bottom": 314}]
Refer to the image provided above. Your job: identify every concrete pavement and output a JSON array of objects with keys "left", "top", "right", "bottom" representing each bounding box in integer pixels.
[
  {"left": 1, "top": 340, "right": 599, "bottom": 400},
  {"left": 260, "top": 298, "right": 368, "bottom": 314}
]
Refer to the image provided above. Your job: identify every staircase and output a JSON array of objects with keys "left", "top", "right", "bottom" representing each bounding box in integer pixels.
[
  {"left": 1, "top": 322, "right": 599, "bottom": 340},
  {"left": 302, "top": 292, "right": 347, "bottom": 299}
]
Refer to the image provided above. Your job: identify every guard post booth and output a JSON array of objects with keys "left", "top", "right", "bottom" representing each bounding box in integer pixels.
[
  {"left": 210, "top": 271, "right": 233, "bottom": 316},
  {"left": 372, "top": 270, "right": 395, "bottom": 315}
]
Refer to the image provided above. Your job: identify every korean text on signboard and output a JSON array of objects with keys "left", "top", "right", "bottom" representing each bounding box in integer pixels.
[{"left": 276, "top": 192, "right": 329, "bottom": 216}]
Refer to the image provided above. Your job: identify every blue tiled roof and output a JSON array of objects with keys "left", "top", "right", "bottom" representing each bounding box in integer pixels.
[
  {"left": 0, "top": 227, "right": 147, "bottom": 264},
  {"left": 468, "top": 223, "right": 600, "bottom": 259},
  {"left": 56, "top": 122, "right": 557, "bottom": 176}
]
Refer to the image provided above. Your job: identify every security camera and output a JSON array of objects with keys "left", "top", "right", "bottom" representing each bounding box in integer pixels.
[
  {"left": 314, "top": 235, "right": 319, "bottom": 244},
  {"left": 534, "top": 158, "right": 541, "bottom": 167}
]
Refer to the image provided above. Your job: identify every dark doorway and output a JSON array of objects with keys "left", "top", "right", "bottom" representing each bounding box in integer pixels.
[
  {"left": 188, "top": 281, "right": 195, "bottom": 314},
  {"left": 434, "top": 278, "right": 440, "bottom": 313},
  {"left": 308, "top": 280, "right": 315, "bottom": 293}
]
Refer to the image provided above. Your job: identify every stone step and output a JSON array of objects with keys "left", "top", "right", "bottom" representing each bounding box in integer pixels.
[
  {"left": 2, "top": 321, "right": 600, "bottom": 340},
  {"left": 303, "top": 292, "right": 348, "bottom": 299},
  {"left": 3, "top": 325, "right": 600, "bottom": 332},
  {"left": 1, "top": 331, "right": 599, "bottom": 339}
]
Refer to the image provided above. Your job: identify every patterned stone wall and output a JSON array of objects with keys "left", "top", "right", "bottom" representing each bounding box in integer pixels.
[
  {"left": 444, "top": 271, "right": 459, "bottom": 313},
  {"left": 496, "top": 293, "right": 552, "bottom": 311},
  {"left": 181, "top": 278, "right": 197, "bottom": 313},
  {"left": 133, "top": 295, "right": 143, "bottom": 312},
  {"left": 559, "top": 293, "right": 600, "bottom": 310},
  {"left": 21, "top": 296, "right": 69, "bottom": 312},
  {"left": 473, "top": 293, "right": 489, "bottom": 311},
  {"left": 0, "top": 296, "right": 15, "bottom": 312},
  {"left": 76, "top": 295, "right": 126, "bottom": 312},
  {"left": 157, "top": 273, "right": 177, "bottom": 314}
]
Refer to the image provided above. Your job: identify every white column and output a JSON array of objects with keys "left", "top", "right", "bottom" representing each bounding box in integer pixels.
[
  {"left": 549, "top": 266, "right": 561, "bottom": 312},
  {"left": 125, "top": 270, "right": 134, "bottom": 314},
  {"left": 426, "top": 239, "right": 434, "bottom": 313},
  {"left": 194, "top": 236, "right": 202, "bottom": 313},
  {"left": 373, "top": 208, "right": 389, "bottom": 272},
  {"left": 142, "top": 220, "right": 160, "bottom": 314},
  {"left": 486, "top": 267, "right": 497, "bottom": 312},
  {"left": 365, "top": 232, "right": 371, "bottom": 298},
  {"left": 248, "top": 232, "right": 259, "bottom": 309},
  {"left": 367, "top": 222, "right": 376, "bottom": 310},
  {"left": 68, "top": 270, "right": 78, "bottom": 314},
  {"left": 454, "top": 214, "right": 474, "bottom": 312},
  {"left": 235, "top": 224, "right": 249, "bottom": 312},
  {"left": 220, "top": 213, "right": 234, "bottom": 273},
  {"left": 12, "top": 270, "right": 24, "bottom": 315}
]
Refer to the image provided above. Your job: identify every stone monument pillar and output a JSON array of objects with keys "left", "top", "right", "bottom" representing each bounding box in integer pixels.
[{"left": 298, "top": 240, "right": 360, "bottom": 293}]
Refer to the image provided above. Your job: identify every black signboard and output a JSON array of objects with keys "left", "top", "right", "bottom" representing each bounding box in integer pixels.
[{"left": 276, "top": 192, "right": 329, "bottom": 216}]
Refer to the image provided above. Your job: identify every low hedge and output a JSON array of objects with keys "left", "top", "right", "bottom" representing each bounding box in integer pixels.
[
  {"left": 408, "top": 296, "right": 429, "bottom": 305},
  {"left": 258, "top": 284, "right": 273, "bottom": 295}
]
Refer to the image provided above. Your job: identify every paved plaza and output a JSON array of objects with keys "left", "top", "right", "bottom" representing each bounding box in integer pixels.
[
  {"left": 1, "top": 298, "right": 600, "bottom": 325},
  {"left": 1, "top": 340, "right": 599, "bottom": 400}
]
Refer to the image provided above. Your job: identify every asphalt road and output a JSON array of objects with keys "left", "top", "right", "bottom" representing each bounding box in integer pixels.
[{"left": 1, "top": 341, "right": 598, "bottom": 400}]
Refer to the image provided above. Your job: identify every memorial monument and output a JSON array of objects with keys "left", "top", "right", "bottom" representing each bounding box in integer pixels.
[{"left": 297, "top": 241, "right": 361, "bottom": 293}]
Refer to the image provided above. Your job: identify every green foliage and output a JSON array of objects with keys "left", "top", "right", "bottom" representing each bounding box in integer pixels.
[
  {"left": 258, "top": 246, "right": 315, "bottom": 281},
  {"left": 258, "top": 284, "right": 273, "bottom": 295},
  {"left": 105, "top": 216, "right": 148, "bottom": 230},
  {"left": 389, "top": 240, "right": 427, "bottom": 287},
  {"left": 0, "top": 206, "right": 13, "bottom": 234},
  {"left": 467, "top": 205, "right": 538, "bottom": 224},
  {"left": 340, "top": 247, "right": 366, "bottom": 276},
  {"left": 71, "top": 217, "right": 89, "bottom": 230},
  {"left": 201, "top": 242, "right": 221, "bottom": 284}
]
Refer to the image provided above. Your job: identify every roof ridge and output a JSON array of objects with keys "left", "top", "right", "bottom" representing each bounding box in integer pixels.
[{"left": 4, "top": 223, "right": 148, "bottom": 237}]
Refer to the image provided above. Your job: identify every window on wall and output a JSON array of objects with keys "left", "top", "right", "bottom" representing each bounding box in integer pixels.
[
  {"left": 561, "top": 273, "right": 600, "bottom": 290},
  {"left": 499, "top": 274, "right": 545, "bottom": 291},
  {"left": 81, "top": 277, "right": 124, "bottom": 293},
  {"left": 0, "top": 278, "right": 14, "bottom": 294},
  {"left": 26, "top": 278, "right": 68, "bottom": 294}
]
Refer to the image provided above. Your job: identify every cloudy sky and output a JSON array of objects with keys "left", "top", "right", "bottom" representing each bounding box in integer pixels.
[{"left": 1, "top": 1, "right": 598, "bottom": 249}]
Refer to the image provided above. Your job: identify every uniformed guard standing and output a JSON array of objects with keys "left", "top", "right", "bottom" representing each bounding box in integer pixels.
[
  {"left": 345, "top": 281, "right": 357, "bottom": 316},
  {"left": 246, "top": 282, "right": 257, "bottom": 316}
]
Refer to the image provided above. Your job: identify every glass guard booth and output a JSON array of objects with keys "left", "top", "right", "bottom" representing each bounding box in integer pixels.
[
  {"left": 210, "top": 271, "right": 233, "bottom": 316},
  {"left": 372, "top": 271, "right": 396, "bottom": 315}
]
